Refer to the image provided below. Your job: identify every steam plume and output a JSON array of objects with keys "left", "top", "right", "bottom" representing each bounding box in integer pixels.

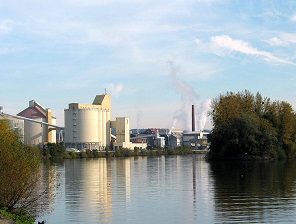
[
  {"left": 168, "top": 60, "right": 198, "bottom": 131},
  {"left": 197, "top": 98, "right": 211, "bottom": 131}
]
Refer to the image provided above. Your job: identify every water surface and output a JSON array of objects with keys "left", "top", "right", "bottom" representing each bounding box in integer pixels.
[{"left": 37, "top": 155, "right": 296, "bottom": 223}]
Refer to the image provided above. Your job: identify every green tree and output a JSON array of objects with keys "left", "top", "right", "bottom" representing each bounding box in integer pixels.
[
  {"left": 85, "top": 149, "right": 93, "bottom": 158},
  {"left": 44, "top": 142, "right": 66, "bottom": 159},
  {"left": 0, "top": 119, "right": 46, "bottom": 215},
  {"left": 209, "top": 90, "right": 296, "bottom": 159}
]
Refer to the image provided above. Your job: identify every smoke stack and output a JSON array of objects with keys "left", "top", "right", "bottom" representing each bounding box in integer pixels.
[{"left": 192, "top": 105, "right": 195, "bottom": 132}]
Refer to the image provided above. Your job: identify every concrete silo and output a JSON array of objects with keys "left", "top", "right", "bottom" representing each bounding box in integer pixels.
[
  {"left": 17, "top": 100, "right": 56, "bottom": 145},
  {"left": 64, "top": 94, "right": 111, "bottom": 150}
]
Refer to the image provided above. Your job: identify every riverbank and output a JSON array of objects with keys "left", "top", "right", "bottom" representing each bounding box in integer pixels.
[
  {"left": 44, "top": 145, "right": 209, "bottom": 160},
  {"left": 0, "top": 208, "right": 35, "bottom": 224},
  {"left": 0, "top": 219, "right": 16, "bottom": 224}
]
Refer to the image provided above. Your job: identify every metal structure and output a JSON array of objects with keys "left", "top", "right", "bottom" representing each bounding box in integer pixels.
[
  {"left": 1, "top": 111, "right": 64, "bottom": 129},
  {"left": 0, "top": 106, "right": 64, "bottom": 144}
]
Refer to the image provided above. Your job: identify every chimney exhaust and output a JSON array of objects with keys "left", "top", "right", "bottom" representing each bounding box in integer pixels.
[{"left": 192, "top": 105, "right": 195, "bottom": 132}]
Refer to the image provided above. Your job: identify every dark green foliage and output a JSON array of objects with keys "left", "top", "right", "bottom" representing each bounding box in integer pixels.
[
  {"left": 80, "top": 151, "right": 87, "bottom": 158},
  {"left": 156, "top": 147, "right": 162, "bottom": 155},
  {"left": 140, "top": 149, "right": 149, "bottom": 156},
  {"left": 133, "top": 147, "right": 140, "bottom": 156},
  {"left": 69, "top": 151, "right": 79, "bottom": 158},
  {"left": 86, "top": 149, "right": 93, "bottom": 158},
  {"left": 149, "top": 150, "right": 158, "bottom": 156},
  {"left": 92, "top": 149, "right": 99, "bottom": 158},
  {"left": 43, "top": 142, "right": 66, "bottom": 159},
  {"left": 0, "top": 208, "right": 35, "bottom": 224},
  {"left": 175, "top": 146, "right": 193, "bottom": 155},
  {"left": 209, "top": 90, "right": 296, "bottom": 159},
  {"left": 61, "top": 152, "right": 72, "bottom": 159},
  {"left": 114, "top": 148, "right": 132, "bottom": 157},
  {"left": 167, "top": 147, "right": 176, "bottom": 155}
]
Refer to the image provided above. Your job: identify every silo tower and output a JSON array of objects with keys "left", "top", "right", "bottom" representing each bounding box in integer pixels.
[{"left": 17, "top": 100, "right": 56, "bottom": 145}]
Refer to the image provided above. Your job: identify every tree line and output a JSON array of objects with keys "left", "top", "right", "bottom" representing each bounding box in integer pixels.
[
  {"left": 43, "top": 144, "right": 194, "bottom": 159},
  {"left": 208, "top": 90, "right": 296, "bottom": 160}
]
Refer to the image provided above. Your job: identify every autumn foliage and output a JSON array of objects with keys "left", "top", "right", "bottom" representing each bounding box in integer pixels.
[
  {"left": 209, "top": 90, "right": 296, "bottom": 159},
  {"left": 0, "top": 119, "right": 44, "bottom": 213}
]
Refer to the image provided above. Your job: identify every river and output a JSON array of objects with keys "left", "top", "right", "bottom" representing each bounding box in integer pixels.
[{"left": 36, "top": 155, "right": 296, "bottom": 223}]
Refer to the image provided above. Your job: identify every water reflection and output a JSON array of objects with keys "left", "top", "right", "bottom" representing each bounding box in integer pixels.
[
  {"left": 112, "top": 158, "right": 131, "bottom": 205},
  {"left": 192, "top": 155, "right": 213, "bottom": 221},
  {"left": 210, "top": 160, "right": 296, "bottom": 223},
  {"left": 63, "top": 159, "right": 113, "bottom": 223},
  {"left": 39, "top": 161, "right": 58, "bottom": 213},
  {"left": 38, "top": 156, "right": 296, "bottom": 223}
]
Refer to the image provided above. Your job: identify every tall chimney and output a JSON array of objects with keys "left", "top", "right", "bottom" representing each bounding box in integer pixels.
[{"left": 192, "top": 105, "right": 195, "bottom": 132}]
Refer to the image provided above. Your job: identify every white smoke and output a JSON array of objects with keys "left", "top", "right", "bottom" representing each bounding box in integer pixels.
[
  {"left": 196, "top": 98, "right": 211, "bottom": 131},
  {"left": 167, "top": 60, "right": 199, "bottom": 131},
  {"left": 170, "top": 117, "right": 178, "bottom": 130}
]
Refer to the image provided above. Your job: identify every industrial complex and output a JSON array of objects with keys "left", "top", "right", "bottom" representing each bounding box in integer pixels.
[{"left": 0, "top": 92, "right": 210, "bottom": 151}]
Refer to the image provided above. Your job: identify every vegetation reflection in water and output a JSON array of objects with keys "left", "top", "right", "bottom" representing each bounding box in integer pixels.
[
  {"left": 210, "top": 159, "right": 296, "bottom": 223},
  {"left": 39, "top": 156, "right": 296, "bottom": 223}
]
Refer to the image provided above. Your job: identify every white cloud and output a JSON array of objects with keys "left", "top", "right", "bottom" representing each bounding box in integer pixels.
[
  {"left": 280, "top": 33, "right": 296, "bottom": 44},
  {"left": 265, "top": 37, "right": 288, "bottom": 46},
  {"left": 106, "top": 83, "right": 123, "bottom": 97},
  {"left": 210, "top": 35, "right": 294, "bottom": 65},
  {"left": 194, "top": 38, "right": 202, "bottom": 45},
  {"left": 0, "top": 19, "right": 14, "bottom": 35},
  {"left": 290, "top": 14, "right": 296, "bottom": 22}
]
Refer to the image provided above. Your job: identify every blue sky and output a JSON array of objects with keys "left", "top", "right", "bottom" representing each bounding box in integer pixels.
[{"left": 1, "top": 0, "right": 296, "bottom": 130}]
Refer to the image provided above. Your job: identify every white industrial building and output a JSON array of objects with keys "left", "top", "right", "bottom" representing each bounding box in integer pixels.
[
  {"left": 17, "top": 100, "right": 57, "bottom": 146},
  {"left": 112, "top": 117, "right": 133, "bottom": 150},
  {"left": 64, "top": 93, "right": 142, "bottom": 151}
]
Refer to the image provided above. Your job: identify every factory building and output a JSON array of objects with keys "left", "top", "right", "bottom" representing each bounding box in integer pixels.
[
  {"left": 17, "top": 100, "right": 57, "bottom": 145},
  {"left": 182, "top": 131, "right": 210, "bottom": 149},
  {"left": 112, "top": 117, "right": 133, "bottom": 150},
  {"left": 64, "top": 93, "right": 139, "bottom": 151},
  {"left": 64, "top": 94, "right": 111, "bottom": 150}
]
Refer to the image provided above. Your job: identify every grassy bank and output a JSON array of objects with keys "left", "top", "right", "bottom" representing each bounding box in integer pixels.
[{"left": 0, "top": 208, "right": 35, "bottom": 224}]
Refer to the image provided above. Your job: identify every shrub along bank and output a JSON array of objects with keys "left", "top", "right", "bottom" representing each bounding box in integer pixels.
[
  {"left": 0, "top": 119, "right": 51, "bottom": 224},
  {"left": 42, "top": 143, "right": 196, "bottom": 160}
]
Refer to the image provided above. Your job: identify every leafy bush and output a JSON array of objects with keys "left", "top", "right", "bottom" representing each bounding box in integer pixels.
[
  {"left": 0, "top": 119, "right": 49, "bottom": 220},
  {"left": 0, "top": 208, "right": 35, "bottom": 224},
  {"left": 166, "top": 147, "right": 176, "bottom": 155},
  {"left": 43, "top": 142, "right": 66, "bottom": 159},
  {"left": 140, "top": 149, "right": 148, "bottom": 156},
  {"left": 80, "top": 151, "right": 87, "bottom": 158}
]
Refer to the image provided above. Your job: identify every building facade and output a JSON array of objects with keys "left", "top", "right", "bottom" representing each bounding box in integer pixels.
[
  {"left": 17, "top": 100, "right": 56, "bottom": 145},
  {"left": 64, "top": 94, "right": 111, "bottom": 150},
  {"left": 64, "top": 93, "right": 136, "bottom": 151}
]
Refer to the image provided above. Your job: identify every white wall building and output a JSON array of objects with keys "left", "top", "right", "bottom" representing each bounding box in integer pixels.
[
  {"left": 64, "top": 93, "right": 138, "bottom": 151},
  {"left": 64, "top": 94, "right": 111, "bottom": 150},
  {"left": 112, "top": 117, "right": 134, "bottom": 150},
  {"left": 17, "top": 100, "right": 56, "bottom": 145}
]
